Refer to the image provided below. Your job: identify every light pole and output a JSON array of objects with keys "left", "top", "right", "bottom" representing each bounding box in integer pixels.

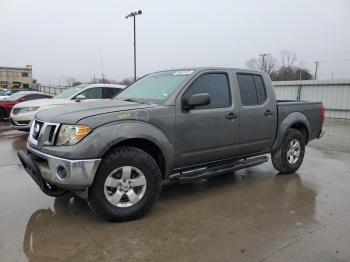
[{"left": 126, "top": 10, "right": 142, "bottom": 82}]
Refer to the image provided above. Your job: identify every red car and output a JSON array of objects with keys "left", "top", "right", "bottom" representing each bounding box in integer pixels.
[{"left": 0, "top": 91, "right": 52, "bottom": 121}]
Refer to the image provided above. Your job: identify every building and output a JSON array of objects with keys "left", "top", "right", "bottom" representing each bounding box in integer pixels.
[{"left": 0, "top": 65, "right": 33, "bottom": 89}]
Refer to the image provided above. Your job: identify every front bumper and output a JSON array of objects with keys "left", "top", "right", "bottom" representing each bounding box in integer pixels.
[
  {"left": 18, "top": 144, "right": 101, "bottom": 191},
  {"left": 10, "top": 118, "right": 32, "bottom": 130}
]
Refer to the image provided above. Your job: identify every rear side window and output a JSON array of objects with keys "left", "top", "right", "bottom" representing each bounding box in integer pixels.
[
  {"left": 79, "top": 87, "right": 103, "bottom": 99},
  {"left": 253, "top": 75, "right": 267, "bottom": 104},
  {"left": 24, "top": 95, "right": 49, "bottom": 100},
  {"left": 237, "top": 73, "right": 267, "bottom": 106},
  {"left": 104, "top": 87, "right": 121, "bottom": 98},
  {"left": 184, "top": 73, "right": 231, "bottom": 109}
]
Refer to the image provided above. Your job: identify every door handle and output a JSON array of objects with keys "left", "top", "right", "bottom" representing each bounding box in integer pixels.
[
  {"left": 226, "top": 112, "right": 238, "bottom": 120},
  {"left": 264, "top": 110, "right": 273, "bottom": 116}
]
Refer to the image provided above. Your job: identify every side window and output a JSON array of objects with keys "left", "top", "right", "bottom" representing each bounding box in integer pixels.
[
  {"left": 104, "top": 87, "right": 121, "bottom": 98},
  {"left": 253, "top": 75, "right": 267, "bottom": 104},
  {"left": 237, "top": 74, "right": 257, "bottom": 106},
  {"left": 79, "top": 87, "right": 103, "bottom": 99},
  {"left": 23, "top": 95, "right": 48, "bottom": 101},
  {"left": 184, "top": 73, "right": 231, "bottom": 109},
  {"left": 237, "top": 73, "right": 267, "bottom": 106}
]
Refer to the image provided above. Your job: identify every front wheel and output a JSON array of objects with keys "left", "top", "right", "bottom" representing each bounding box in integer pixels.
[
  {"left": 88, "top": 146, "right": 162, "bottom": 222},
  {"left": 0, "top": 108, "right": 5, "bottom": 121},
  {"left": 271, "top": 128, "right": 306, "bottom": 174}
]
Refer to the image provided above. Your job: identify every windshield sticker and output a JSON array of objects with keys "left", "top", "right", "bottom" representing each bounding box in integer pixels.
[{"left": 173, "top": 70, "right": 194, "bottom": 76}]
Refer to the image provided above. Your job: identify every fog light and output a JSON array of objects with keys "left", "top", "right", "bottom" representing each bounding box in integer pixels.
[{"left": 56, "top": 166, "right": 67, "bottom": 180}]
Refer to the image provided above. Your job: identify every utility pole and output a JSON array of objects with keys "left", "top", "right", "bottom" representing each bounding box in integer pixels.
[
  {"left": 259, "top": 53, "right": 269, "bottom": 72},
  {"left": 314, "top": 61, "right": 319, "bottom": 80},
  {"left": 100, "top": 48, "right": 105, "bottom": 83},
  {"left": 126, "top": 10, "right": 142, "bottom": 82}
]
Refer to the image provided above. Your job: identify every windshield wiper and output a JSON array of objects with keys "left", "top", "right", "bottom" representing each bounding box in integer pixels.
[{"left": 123, "top": 98, "right": 147, "bottom": 104}]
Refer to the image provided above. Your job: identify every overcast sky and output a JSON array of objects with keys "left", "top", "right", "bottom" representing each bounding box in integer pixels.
[{"left": 1, "top": 0, "right": 350, "bottom": 84}]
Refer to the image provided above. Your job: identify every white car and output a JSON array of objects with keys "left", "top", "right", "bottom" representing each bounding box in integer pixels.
[{"left": 10, "top": 83, "right": 125, "bottom": 131}]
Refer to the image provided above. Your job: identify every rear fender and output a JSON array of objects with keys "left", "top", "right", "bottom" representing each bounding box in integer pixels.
[{"left": 271, "top": 112, "right": 310, "bottom": 152}]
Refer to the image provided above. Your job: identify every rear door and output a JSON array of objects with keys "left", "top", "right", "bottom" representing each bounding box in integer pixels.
[
  {"left": 236, "top": 73, "right": 277, "bottom": 155},
  {"left": 174, "top": 71, "right": 240, "bottom": 168}
]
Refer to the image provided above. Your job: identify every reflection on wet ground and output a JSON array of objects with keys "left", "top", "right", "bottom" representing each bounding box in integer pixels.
[{"left": 0, "top": 121, "right": 350, "bottom": 261}]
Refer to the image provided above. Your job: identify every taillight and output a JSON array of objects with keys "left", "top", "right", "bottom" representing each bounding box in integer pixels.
[{"left": 320, "top": 104, "right": 325, "bottom": 125}]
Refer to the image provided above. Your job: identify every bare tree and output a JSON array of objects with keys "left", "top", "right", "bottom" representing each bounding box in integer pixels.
[
  {"left": 246, "top": 50, "right": 313, "bottom": 81},
  {"left": 118, "top": 77, "right": 134, "bottom": 86},
  {"left": 279, "top": 50, "right": 297, "bottom": 69},
  {"left": 246, "top": 55, "right": 276, "bottom": 76}
]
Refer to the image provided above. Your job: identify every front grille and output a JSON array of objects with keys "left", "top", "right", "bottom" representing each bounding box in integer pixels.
[
  {"left": 29, "top": 120, "right": 60, "bottom": 146},
  {"left": 12, "top": 108, "right": 20, "bottom": 115},
  {"left": 48, "top": 125, "right": 56, "bottom": 144}
]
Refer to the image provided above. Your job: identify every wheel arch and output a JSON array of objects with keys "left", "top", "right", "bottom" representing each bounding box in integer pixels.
[
  {"left": 272, "top": 112, "right": 311, "bottom": 152},
  {"left": 104, "top": 138, "right": 167, "bottom": 179}
]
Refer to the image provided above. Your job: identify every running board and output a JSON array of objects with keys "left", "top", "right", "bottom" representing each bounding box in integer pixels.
[{"left": 168, "top": 155, "right": 268, "bottom": 182}]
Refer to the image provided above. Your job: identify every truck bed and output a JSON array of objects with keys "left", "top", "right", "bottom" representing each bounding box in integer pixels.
[{"left": 276, "top": 100, "right": 323, "bottom": 142}]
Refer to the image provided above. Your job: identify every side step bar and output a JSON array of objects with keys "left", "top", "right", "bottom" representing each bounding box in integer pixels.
[{"left": 168, "top": 155, "right": 268, "bottom": 182}]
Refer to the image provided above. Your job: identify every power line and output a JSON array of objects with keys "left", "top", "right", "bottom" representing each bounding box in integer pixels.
[{"left": 299, "top": 50, "right": 350, "bottom": 59}]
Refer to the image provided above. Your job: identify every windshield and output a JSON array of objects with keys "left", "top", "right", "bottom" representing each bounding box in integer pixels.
[
  {"left": 53, "top": 84, "right": 88, "bottom": 99},
  {"left": 115, "top": 70, "right": 193, "bottom": 104},
  {"left": 5, "top": 92, "right": 27, "bottom": 101}
]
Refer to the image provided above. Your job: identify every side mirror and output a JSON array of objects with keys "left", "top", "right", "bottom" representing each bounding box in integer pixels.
[
  {"left": 183, "top": 93, "right": 210, "bottom": 110},
  {"left": 75, "top": 94, "right": 86, "bottom": 102}
]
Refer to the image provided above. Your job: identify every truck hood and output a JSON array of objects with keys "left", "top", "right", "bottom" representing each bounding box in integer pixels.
[{"left": 35, "top": 100, "right": 156, "bottom": 124}]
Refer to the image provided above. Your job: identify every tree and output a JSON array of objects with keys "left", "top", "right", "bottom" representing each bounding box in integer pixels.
[
  {"left": 246, "top": 55, "right": 277, "bottom": 76},
  {"left": 72, "top": 81, "right": 82, "bottom": 87},
  {"left": 118, "top": 77, "right": 134, "bottom": 86},
  {"left": 246, "top": 50, "right": 313, "bottom": 81}
]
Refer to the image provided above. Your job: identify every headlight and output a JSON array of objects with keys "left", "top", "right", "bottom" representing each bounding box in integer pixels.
[
  {"left": 16, "top": 106, "right": 40, "bottom": 114},
  {"left": 56, "top": 124, "right": 92, "bottom": 145}
]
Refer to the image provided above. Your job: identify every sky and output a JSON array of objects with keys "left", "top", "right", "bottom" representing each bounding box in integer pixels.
[{"left": 1, "top": 0, "right": 350, "bottom": 85}]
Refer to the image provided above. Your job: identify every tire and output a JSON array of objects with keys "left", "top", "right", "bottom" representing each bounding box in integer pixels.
[
  {"left": 271, "top": 128, "right": 306, "bottom": 174},
  {"left": 88, "top": 146, "right": 162, "bottom": 222},
  {"left": 0, "top": 108, "right": 5, "bottom": 121}
]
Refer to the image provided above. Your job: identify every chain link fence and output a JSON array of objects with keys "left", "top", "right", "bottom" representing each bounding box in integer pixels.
[{"left": 32, "top": 85, "right": 68, "bottom": 95}]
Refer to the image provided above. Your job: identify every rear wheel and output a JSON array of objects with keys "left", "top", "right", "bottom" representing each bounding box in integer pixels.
[
  {"left": 88, "top": 146, "right": 162, "bottom": 222},
  {"left": 271, "top": 128, "right": 306, "bottom": 174}
]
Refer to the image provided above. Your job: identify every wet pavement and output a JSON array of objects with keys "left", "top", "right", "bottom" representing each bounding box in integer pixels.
[{"left": 0, "top": 120, "right": 350, "bottom": 261}]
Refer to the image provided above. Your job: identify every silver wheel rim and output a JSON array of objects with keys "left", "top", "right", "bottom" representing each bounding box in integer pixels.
[
  {"left": 104, "top": 166, "right": 147, "bottom": 208},
  {"left": 287, "top": 139, "right": 301, "bottom": 165}
]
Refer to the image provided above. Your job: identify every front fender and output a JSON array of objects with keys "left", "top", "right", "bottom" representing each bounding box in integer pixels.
[
  {"left": 40, "top": 120, "right": 174, "bottom": 172},
  {"left": 271, "top": 112, "right": 311, "bottom": 152}
]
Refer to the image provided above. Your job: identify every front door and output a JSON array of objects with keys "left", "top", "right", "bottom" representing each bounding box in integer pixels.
[{"left": 174, "top": 71, "right": 239, "bottom": 168}]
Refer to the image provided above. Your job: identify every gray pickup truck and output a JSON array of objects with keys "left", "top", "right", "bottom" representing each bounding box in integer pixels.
[{"left": 18, "top": 68, "right": 325, "bottom": 221}]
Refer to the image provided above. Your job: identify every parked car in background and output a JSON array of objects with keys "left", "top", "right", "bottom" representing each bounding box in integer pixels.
[
  {"left": 0, "top": 89, "right": 11, "bottom": 99},
  {"left": 17, "top": 68, "right": 325, "bottom": 222},
  {"left": 0, "top": 91, "right": 52, "bottom": 121},
  {"left": 0, "top": 89, "right": 25, "bottom": 100},
  {"left": 10, "top": 84, "right": 125, "bottom": 131}
]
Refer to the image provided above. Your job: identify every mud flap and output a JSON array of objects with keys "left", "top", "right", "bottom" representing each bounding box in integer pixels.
[{"left": 17, "top": 150, "right": 68, "bottom": 197}]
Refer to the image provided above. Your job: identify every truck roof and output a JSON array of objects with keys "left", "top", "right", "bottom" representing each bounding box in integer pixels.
[{"left": 152, "top": 67, "right": 265, "bottom": 75}]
